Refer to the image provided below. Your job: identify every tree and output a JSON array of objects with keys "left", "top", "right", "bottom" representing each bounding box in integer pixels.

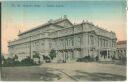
[
  {"left": 43, "top": 55, "right": 50, "bottom": 63},
  {"left": 0, "top": 55, "right": 5, "bottom": 66},
  {"left": 33, "top": 52, "right": 40, "bottom": 58},
  {"left": 1, "top": 55, "right": 5, "bottom": 62},
  {"left": 21, "top": 57, "right": 35, "bottom": 65},
  {"left": 13, "top": 55, "right": 18, "bottom": 61},
  {"left": 0, "top": 54, "right": 1, "bottom": 65},
  {"left": 3, "top": 57, "right": 14, "bottom": 66},
  {"left": 49, "top": 50, "right": 56, "bottom": 60},
  {"left": 33, "top": 51, "right": 40, "bottom": 64},
  {"left": 95, "top": 56, "right": 99, "bottom": 61}
]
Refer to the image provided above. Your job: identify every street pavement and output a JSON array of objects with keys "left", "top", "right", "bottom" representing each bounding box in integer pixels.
[{"left": 1, "top": 62, "right": 126, "bottom": 81}]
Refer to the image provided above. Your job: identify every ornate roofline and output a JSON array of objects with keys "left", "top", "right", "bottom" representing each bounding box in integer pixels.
[{"left": 18, "top": 17, "right": 72, "bottom": 36}]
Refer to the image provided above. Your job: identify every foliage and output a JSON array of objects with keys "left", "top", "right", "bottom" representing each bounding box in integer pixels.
[
  {"left": 33, "top": 52, "right": 40, "bottom": 58},
  {"left": 33, "top": 51, "right": 41, "bottom": 64},
  {"left": 43, "top": 55, "right": 51, "bottom": 63},
  {"left": 77, "top": 55, "right": 95, "bottom": 62},
  {"left": 112, "top": 54, "right": 126, "bottom": 65},
  {"left": 21, "top": 57, "right": 36, "bottom": 66},
  {"left": 0, "top": 54, "right": 2, "bottom": 66},
  {"left": 2, "top": 58, "right": 14, "bottom": 67},
  {"left": 112, "top": 55, "right": 118, "bottom": 60},
  {"left": 1, "top": 55, "right": 5, "bottom": 62},
  {"left": 49, "top": 50, "right": 56, "bottom": 60},
  {"left": 121, "top": 56, "right": 127, "bottom": 65},
  {"left": 116, "top": 56, "right": 127, "bottom": 65},
  {"left": 13, "top": 55, "right": 18, "bottom": 61},
  {"left": 14, "top": 55, "right": 18, "bottom": 59},
  {"left": 1, "top": 56, "right": 39, "bottom": 67},
  {"left": 95, "top": 56, "right": 99, "bottom": 61}
]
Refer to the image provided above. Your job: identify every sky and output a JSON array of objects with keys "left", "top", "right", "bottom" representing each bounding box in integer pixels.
[{"left": 2, "top": 1, "right": 127, "bottom": 54}]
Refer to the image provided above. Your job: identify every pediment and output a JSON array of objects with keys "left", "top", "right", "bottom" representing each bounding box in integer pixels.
[
  {"left": 55, "top": 19, "right": 73, "bottom": 27},
  {"left": 45, "top": 24, "right": 64, "bottom": 32}
]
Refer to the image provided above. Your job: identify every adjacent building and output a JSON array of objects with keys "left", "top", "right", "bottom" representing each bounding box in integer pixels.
[
  {"left": 116, "top": 40, "right": 127, "bottom": 59},
  {"left": 8, "top": 16, "right": 117, "bottom": 62}
]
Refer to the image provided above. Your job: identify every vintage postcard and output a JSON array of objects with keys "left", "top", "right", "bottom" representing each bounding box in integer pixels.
[{"left": 0, "top": 0, "right": 127, "bottom": 81}]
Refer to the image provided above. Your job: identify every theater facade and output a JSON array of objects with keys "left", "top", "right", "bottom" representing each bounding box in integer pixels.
[{"left": 8, "top": 16, "right": 117, "bottom": 62}]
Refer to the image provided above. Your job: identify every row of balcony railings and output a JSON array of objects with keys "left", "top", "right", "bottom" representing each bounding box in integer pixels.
[
  {"left": 53, "top": 43, "right": 114, "bottom": 49},
  {"left": 52, "top": 38, "right": 115, "bottom": 49},
  {"left": 53, "top": 45, "right": 114, "bottom": 51}
]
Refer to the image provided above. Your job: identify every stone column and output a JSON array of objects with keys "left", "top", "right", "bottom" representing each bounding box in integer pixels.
[
  {"left": 74, "top": 50, "right": 77, "bottom": 59},
  {"left": 99, "top": 50, "right": 102, "bottom": 61},
  {"left": 76, "top": 50, "right": 80, "bottom": 58},
  {"left": 64, "top": 51, "right": 66, "bottom": 62},
  {"left": 69, "top": 51, "right": 72, "bottom": 60},
  {"left": 106, "top": 50, "right": 108, "bottom": 60},
  {"left": 72, "top": 50, "right": 74, "bottom": 59},
  {"left": 60, "top": 51, "right": 63, "bottom": 61},
  {"left": 82, "top": 33, "right": 89, "bottom": 57},
  {"left": 88, "top": 34, "right": 90, "bottom": 56},
  {"left": 80, "top": 49, "right": 83, "bottom": 58},
  {"left": 57, "top": 51, "right": 60, "bottom": 61},
  {"left": 62, "top": 51, "right": 64, "bottom": 62}
]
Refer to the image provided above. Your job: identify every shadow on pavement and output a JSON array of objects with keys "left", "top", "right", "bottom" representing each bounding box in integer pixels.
[
  {"left": 39, "top": 67, "right": 62, "bottom": 81},
  {"left": 73, "top": 70, "right": 126, "bottom": 81}
]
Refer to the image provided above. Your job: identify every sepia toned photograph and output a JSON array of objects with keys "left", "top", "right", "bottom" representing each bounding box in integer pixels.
[{"left": 0, "top": 0, "right": 127, "bottom": 81}]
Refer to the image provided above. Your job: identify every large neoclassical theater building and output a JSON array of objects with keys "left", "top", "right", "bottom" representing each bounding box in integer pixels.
[{"left": 8, "top": 16, "right": 117, "bottom": 62}]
